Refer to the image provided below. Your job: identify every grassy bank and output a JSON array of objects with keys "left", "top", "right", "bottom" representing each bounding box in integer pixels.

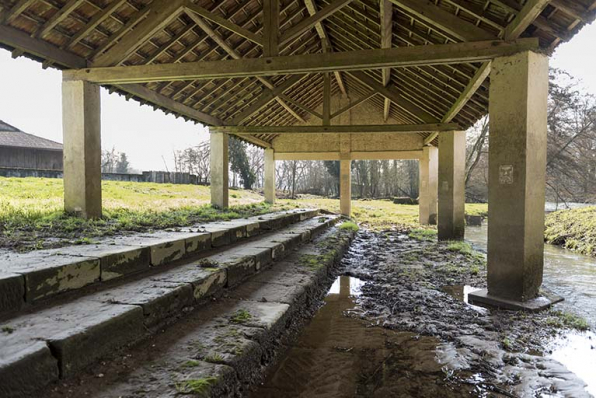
[
  {"left": 545, "top": 206, "right": 596, "bottom": 257},
  {"left": 0, "top": 177, "right": 280, "bottom": 251},
  {"left": 0, "top": 177, "right": 490, "bottom": 251}
]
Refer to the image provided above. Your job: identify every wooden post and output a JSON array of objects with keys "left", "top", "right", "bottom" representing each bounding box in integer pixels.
[{"left": 340, "top": 158, "right": 351, "bottom": 216}]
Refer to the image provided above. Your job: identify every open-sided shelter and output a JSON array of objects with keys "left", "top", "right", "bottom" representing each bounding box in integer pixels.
[{"left": 1, "top": 0, "right": 595, "bottom": 307}]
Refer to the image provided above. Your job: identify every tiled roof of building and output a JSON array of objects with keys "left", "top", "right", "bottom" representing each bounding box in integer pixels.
[{"left": 0, "top": 120, "right": 63, "bottom": 151}]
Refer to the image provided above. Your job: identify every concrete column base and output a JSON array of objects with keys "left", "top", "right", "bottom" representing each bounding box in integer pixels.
[
  {"left": 468, "top": 289, "right": 563, "bottom": 312},
  {"left": 419, "top": 146, "right": 438, "bottom": 225}
]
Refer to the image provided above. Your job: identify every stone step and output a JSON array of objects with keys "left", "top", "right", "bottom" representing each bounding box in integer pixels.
[
  {"left": 0, "top": 209, "right": 319, "bottom": 318},
  {"left": 41, "top": 225, "right": 355, "bottom": 398},
  {"left": 0, "top": 213, "right": 341, "bottom": 398}
]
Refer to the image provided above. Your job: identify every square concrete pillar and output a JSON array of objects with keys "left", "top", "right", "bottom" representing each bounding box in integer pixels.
[
  {"left": 62, "top": 80, "right": 102, "bottom": 219},
  {"left": 264, "top": 148, "right": 275, "bottom": 204},
  {"left": 210, "top": 131, "right": 229, "bottom": 209},
  {"left": 419, "top": 146, "right": 438, "bottom": 225},
  {"left": 340, "top": 158, "right": 351, "bottom": 216},
  {"left": 438, "top": 131, "right": 466, "bottom": 241},
  {"left": 470, "top": 51, "right": 551, "bottom": 308}
]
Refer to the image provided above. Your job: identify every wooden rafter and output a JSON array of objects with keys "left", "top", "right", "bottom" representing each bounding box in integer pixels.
[
  {"left": 280, "top": 0, "right": 356, "bottom": 46},
  {"left": 380, "top": 0, "right": 393, "bottom": 121}
]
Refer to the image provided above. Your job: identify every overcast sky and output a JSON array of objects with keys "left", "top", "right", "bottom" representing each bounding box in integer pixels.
[{"left": 0, "top": 22, "right": 595, "bottom": 171}]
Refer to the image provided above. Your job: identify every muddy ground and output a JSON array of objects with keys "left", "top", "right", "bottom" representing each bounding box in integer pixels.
[{"left": 254, "top": 229, "right": 594, "bottom": 398}]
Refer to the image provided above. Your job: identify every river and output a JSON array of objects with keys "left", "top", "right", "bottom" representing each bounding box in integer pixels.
[{"left": 465, "top": 223, "right": 596, "bottom": 328}]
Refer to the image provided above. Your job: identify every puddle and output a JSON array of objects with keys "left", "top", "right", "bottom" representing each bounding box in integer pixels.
[
  {"left": 547, "top": 331, "right": 596, "bottom": 396},
  {"left": 251, "top": 276, "right": 483, "bottom": 398},
  {"left": 442, "top": 284, "right": 488, "bottom": 314}
]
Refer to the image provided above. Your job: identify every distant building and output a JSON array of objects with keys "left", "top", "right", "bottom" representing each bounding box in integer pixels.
[{"left": 0, "top": 120, "right": 63, "bottom": 170}]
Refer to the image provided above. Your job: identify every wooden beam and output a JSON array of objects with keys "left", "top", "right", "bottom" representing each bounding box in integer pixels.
[
  {"left": 503, "top": 0, "right": 552, "bottom": 40},
  {"left": 389, "top": 0, "right": 495, "bottom": 41},
  {"left": 263, "top": 0, "right": 279, "bottom": 56},
  {"left": 186, "top": 10, "right": 304, "bottom": 124},
  {"left": 323, "top": 72, "right": 331, "bottom": 125},
  {"left": 118, "top": 84, "right": 223, "bottom": 126},
  {"left": 212, "top": 123, "right": 459, "bottom": 134},
  {"left": 184, "top": 2, "right": 262, "bottom": 46},
  {"left": 64, "top": 0, "right": 128, "bottom": 49},
  {"left": 434, "top": 0, "right": 551, "bottom": 133},
  {"left": 90, "top": 7, "right": 152, "bottom": 59},
  {"left": 231, "top": 134, "right": 272, "bottom": 148},
  {"left": 65, "top": 39, "right": 540, "bottom": 84},
  {"left": 278, "top": 93, "right": 323, "bottom": 119},
  {"left": 1, "top": 0, "right": 36, "bottom": 24},
  {"left": 331, "top": 91, "right": 376, "bottom": 119},
  {"left": 380, "top": 0, "right": 393, "bottom": 121},
  {"left": 303, "top": 0, "right": 347, "bottom": 95},
  {"left": 229, "top": 74, "right": 307, "bottom": 125},
  {"left": 279, "top": 0, "right": 356, "bottom": 46},
  {"left": 0, "top": 25, "right": 87, "bottom": 68},
  {"left": 37, "top": 0, "right": 85, "bottom": 39},
  {"left": 93, "top": 0, "right": 185, "bottom": 66},
  {"left": 349, "top": 71, "right": 438, "bottom": 123}
]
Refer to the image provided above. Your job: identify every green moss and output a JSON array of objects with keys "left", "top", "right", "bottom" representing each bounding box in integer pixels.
[
  {"left": 230, "top": 309, "right": 252, "bottom": 324},
  {"left": 546, "top": 310, "right": 590, "bottom": 331},
  {"left": 409, "top": 229, "right": 437, "bottom": 241},
  {"left": 175, "top": 377, "right": 219, "bottom": 395},
  {"left": 1, "top": 326, "right": 15, "bottom": 334},
  {"left": 545, "top": 206, "right": 596, "bottom": 256},
  {"left": 204, "top": 353, "right": 225, "bottom": 363},
  {"left": 339, "top": 221, "right": 359, "bottom": 232},
  {"left": 445, "top": 241, "right": 473, "bottom": 256},
  {"left": 180, "top": 360, "right": 202, "bottom": 368}
]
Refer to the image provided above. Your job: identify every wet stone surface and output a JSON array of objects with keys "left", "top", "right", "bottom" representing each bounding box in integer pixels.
[{"left": 254, "top": 230, "right": 595, "bottom": 398}]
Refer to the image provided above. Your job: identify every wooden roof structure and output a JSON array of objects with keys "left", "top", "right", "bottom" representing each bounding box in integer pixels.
[{"left": 1, "top": 0, "right": 595, "bottom": 147}]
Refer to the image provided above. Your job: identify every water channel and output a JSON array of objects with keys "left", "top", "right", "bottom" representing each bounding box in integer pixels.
[{"left": 253, "top": 224, "right": 596, "bottom": 397}]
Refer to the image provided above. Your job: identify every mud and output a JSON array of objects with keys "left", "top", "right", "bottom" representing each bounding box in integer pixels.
[{"left": 255, "top": 230, "right": 595, "bottom": 398}]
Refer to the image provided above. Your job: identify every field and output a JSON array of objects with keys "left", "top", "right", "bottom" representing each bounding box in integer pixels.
[{"left": 0, "top": 177, "right": 490, "bottom": 251}]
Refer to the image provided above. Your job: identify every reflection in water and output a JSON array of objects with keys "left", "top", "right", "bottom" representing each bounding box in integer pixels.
[
  {"left": 466, "top": 223, "right": 596, "bottom": 328},
  {"left": 252, "top": 276, "right": 478, "bottom": 398},
  {"left": 441, "top": 285, "right": 487, "bottom": 314}
]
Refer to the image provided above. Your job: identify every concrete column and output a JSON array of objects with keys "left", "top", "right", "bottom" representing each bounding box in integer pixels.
[
  {"left": 62, "top": 80, "right": 102, "bottom": 219},
  {"left": 340, "top": 158, "right": 351, "bottom": 216},
  {"left": 486, "top": 51, "right": 549, "bottom": 302},
  {"left": 419, "top": 146, "right": 438, "bottom": 225},
  {"left": 210, "top": 131, "right": 229, "bottom": 209},
  {"left": 438, "top": 131, "right": 466, "bottom": 240},
  {"left": 264, "top": 148, "right": 275, "bottom": 204}
]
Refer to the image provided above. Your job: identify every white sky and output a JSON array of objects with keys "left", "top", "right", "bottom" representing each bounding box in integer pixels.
[{"left": 0, "top": 22, "right": 594, "bottom": 171}]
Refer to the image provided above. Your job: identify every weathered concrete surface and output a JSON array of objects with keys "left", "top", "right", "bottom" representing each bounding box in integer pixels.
[
  {"left": 62, "top": 80, "right": 102, "bottom": 219},
  {"left": 264, "top": 148, "right": 276, "bottom": 204},
  {"left": 208, "top": 252, "right": 257, "bottom": 288},
  {"left": 340, "top": 159, "right": 352, "bottom": 216},
  {"left": 1, "top": 252, "right": 100, "bottom": 302},
  {"left": 0, "top": 272, "right": 24, "bottom": 314},
  {"left": 0, "top": 341, "right": 59, "bottom": 398},
  {"left": 438, "top": 130, "right": 466, "bottom": 241},
  {"left": 419, "top": 146, "right": 438, "bottom": 225},
  {"left": 90, "top": 279, "right": 194, "bottom": 328},
  {"left": 152, "top": 266, "right": 227, "bottom": 301},
  {"left": 468, "top": 288, "right": 563, "bottom": 312},
  {"left": 51, "top": 244, "right": 151, "bottom": 281},
  {"left": 488, "top": 50, "right": 549, "bottom": 301},
  {"left": 33, "top": 224, "right": 352, "bottom": 398},
  {"left": 0, "top": 300, "right": 144, "bottom": 379},
  {"left": 210, "top": 131, "right": 229, "bottom": 209}
]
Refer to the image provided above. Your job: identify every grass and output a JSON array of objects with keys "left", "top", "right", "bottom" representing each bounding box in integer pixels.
[
  {"left": 0, "top": 177, "right": 285, "bottom": 251},
  {"left": 175, "top": 377, "right": 219, "bottom": 395},
  {"left": 339, "top": 220, "right": 359, "bottom": 232},
  {"left": 409, "top": 229, "right": 437, "bottom": 241},
  {"left": 545, "top": 310, "right": 590, "bottom": 331},
  {"left": 545, "top": 206, "right": 596, "bottom": 256},
  {"left": 230, "top": 309, "right": 252, "bottom": 324}
]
